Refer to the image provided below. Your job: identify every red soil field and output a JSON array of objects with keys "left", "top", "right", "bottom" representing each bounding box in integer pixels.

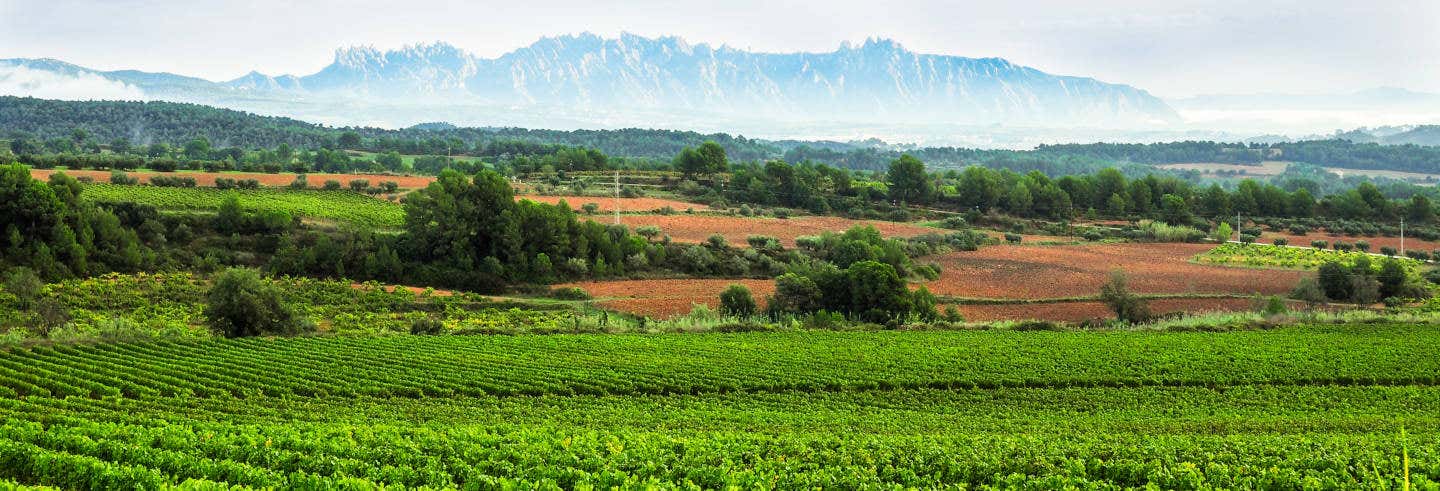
[
  {"left": 517, "top": 195, "right": 712, "bottom": 212},
  {"left": 1259, "top": 229, "right": 1440, "bottom": 254},
  {"left": 606, "top": 214, "right": 943, "bottom": 246},
  {"left": 30, "top": 169, "right": 436, "bottom": 189},
  {"left": 951, "top": 297, "right": 1265, "bottom": 323},
  {"left": 559, "top": 278, "right": 775, "bottom": 319},
  {"left": 923, "top": 243, "right": 1305, "bottom": 299}
]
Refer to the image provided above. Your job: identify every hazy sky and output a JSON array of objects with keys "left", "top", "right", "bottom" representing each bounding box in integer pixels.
[{"left": 1, "top": 0, "right": 1436, "bottom": 98}]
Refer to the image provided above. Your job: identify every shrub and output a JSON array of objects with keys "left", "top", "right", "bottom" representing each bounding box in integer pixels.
[
  {"left": 205, "top": 268, "right": 311, "bottom": 338},
  {"left": 707, "top": 234, "right": 728, "bottom": 249},
  {"left": 151, "top": 175, "right": 197, "bottom": 187},
  {"left": 581, "top": 203, "right": 599, "bottom": 215},
  {"left": 289, "top": 174, "right": 308, "bottom": 189},
  {"left": 323, "top": 180, "right": 342, "bottom": 191},
  {"left": 1406, "top": 250, "right": 1432, "bottom": 261},
  {"left": 1310, "top": 240, "right": 1328, "bottom": 249},
  {"left": 109, "top": 171, "right": 138, "bottom": 185},
  {"left": 635, "top": 225, "right": 662, "bottom": 240},
  {"left": 1380, "top": 246, "right": 1397, "bottom": 256},
  {"left": 1354, "top": 240, "right": 1371, "bottom": 253},
  {"left": 1003, "top": 233, "right": 1022, "bottom": 244},
  {"left": 2, "top": 267, "right": 43, "bottom": 309},
  {"left": 1290, "top": 277, "right": 1327, "bottom": 309},
  {"left": 719, "top": 284, "right": 757, "bottom": 317},
  {"left": 349, "top": 179, "right": 370, "bottom": 192},
  {"left": 1099, "top": 270, "right": 1150, "bottom": 323},
  {"left": 940, "top": 216, "right": 968, "bottom": 230},
  {"left": 410, "top": 318, "right": 445, "bottom": 335},
  {"left": 551, "top": 287, "right": 591, "bottom": 300},
  {"left": 1272, "top": 238, "right": 1288, "bottom": 246},
  {"left": 1238, "top": 234, "right": 1257, "bottom": 244},
  {"left": 1288, "top": 225, "right": 1310, "bottom": 235}
]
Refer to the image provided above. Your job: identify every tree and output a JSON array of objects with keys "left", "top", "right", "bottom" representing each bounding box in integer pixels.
[
  {"left": 1099, "top": 270, "right": 1150, "bottom": 323},
  {"left": 1316, "top": 261, "right": 1352, "bottom": 301},
  {"left": 1377, "top": 259, "right": 1408, "bottom": 300},
  {"left": 886, "top": 154, "right": 933, "bottom": 204},
  {"left": 2, "top": 267, "right": 43, "bottom": 309},
  {"left": 1289, "top": 277, "right": 1327, "bottom": 311},
  {"left": 183, "top": 137, "right": 211, "bottom": 160},
  {"left": 1159, "top": 194, "right": 1191, "bottom": 225},
  {"left": 674, "top": 141, "right": 728, "bottom": 177},
  {"left": 338, "top": 131, "right": 363, "bottom": 149},
  {"left": 205, "top": 268, "right": 310, "bottom": 337},
  {"left": 719, "top": 284, "right": 757, "bottom": 317},
  {"left": 768, "top": 273, "right": 822, "bottom": 315}
]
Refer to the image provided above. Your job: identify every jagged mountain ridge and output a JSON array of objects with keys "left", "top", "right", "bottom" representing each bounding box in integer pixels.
[{"left": 0, "top": 33, "right": 1181, "bottom": 128}]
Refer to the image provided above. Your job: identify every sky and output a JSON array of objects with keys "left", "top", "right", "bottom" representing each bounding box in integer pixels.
[{"left": 0, "top": 0, "right": 1437, "bottom": 98}]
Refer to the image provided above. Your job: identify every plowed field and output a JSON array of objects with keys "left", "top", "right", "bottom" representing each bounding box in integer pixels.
[{"left": 924, "top": 243, "right": 1304, "bottom": 299}]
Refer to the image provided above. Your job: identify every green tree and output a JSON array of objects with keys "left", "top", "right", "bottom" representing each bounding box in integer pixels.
[
  {"left": 719, "top": 284, "right": 757, "bottom": 317},
  {"left": 886, "top": 154, "right": 933, "bottom": 204},
  {"left": 1159, "top": 194, "right": 1191, "bottom": 225},
  {"left": 1316, "top": 261, "right": 1352, "bottom": 301},
  {"left": 674, "top": 141, "right": 728, "bottom": 177},
  {"left": 205, "top": 268, "right": 310, "bottom": 337}
]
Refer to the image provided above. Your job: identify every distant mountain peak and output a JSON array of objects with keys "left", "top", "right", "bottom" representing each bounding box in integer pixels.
[{"left": 3, "top": 33, "right": 1182, "bottom": 128}]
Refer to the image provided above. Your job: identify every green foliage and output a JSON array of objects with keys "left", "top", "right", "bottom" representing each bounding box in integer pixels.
[
  {"left": 719, "top": 284, "right": 757, "bottom": 317},
  {"left": 1099, "top": 270, "right": 1150, "bottom": 323},
  {"left": 82, "top": 183, "right": 400, "bottom": 227},
  {"left": 1197, "top": 242, "right": 1422, "bottom": 271},
  {"left": 205, "top": 268, "right": 310, "bottom": 338}
]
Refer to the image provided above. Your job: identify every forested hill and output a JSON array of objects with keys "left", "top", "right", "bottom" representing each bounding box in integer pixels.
[
  {"left": 0, "top": 96, "right": 786, "bottom": 161},
  {"left": 6, "top": 96, "right": 1440, "bottom": 175}
]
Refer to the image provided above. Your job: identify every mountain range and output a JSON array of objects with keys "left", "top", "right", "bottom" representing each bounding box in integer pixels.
[{"left": 0, "top": 33, "right": 1180, "bottom": 132}]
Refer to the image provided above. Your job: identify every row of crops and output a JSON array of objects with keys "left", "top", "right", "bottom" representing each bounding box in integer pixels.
[
  {"left": 0, "top": 326, "right": 1436, "bottom": 487},
  {"left": 0, "top": 386, "right": 1434, "bottom": 489},
  {"left": 81, "top": 184, "right": 406, "bottom": 228},
  {"left": 0, "top": 325, "right": 1437, "bottom": 399},
  {"left": 1196, "top": 242, "right": 1423, "bottom": 270}
]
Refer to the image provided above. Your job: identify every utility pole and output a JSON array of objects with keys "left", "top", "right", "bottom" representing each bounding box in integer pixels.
[
  {"left": 1235, "top": 213, "right": 1241, "bottom": 242},
  {"left": 614, "top": 169, "right": 621, "bottom": 226}
]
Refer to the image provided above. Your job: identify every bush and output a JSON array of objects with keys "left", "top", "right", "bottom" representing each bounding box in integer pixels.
[
  {"left": 150, "top": 175, "right": 197, "bottom": 187},
  {"left": 1310, "top": 240, "right": 1328, "bottom": 249},
  {"left": 1099, "top": 270, "right": 1150, "bottom": 323},
  {"left": 635, "top": 225, "right": 662, "bottom": 240},
  {"left": 1272, "top": 238, "right": 1288, "bottom": 246},
  {"left": 410, "top": 318, "right": 445, "bottom": 335},
  {"left": 1003, "top": 233, "right": 1022, "bottom": 244},
  {"left": 719, "top": 284, "right": 757, "bottom": 317},
  {"left": 349, "top": 179, "right": 370, "bottom": 192},
  {"left": 109, "top": 170, "right": 138, "bottom": 185},
  {"left": 940, "top": 216, "right": 968, "bottom": 230},
  {"left": 551, "top": 287, "right": 591, "bottom": 300},
  {"left": 323, "top": 180, "right": 342, "bottom": 191},
  {"left": 1354, "top": 241, "right": 1370, "bottom": 253},
  {"left": 581, "top": 203, "right": 599, "bottom": 215},
  {"left": 1406, "top": 250, "right": 1432, "bottom": 261},
  {"left": 1288, "top": 225, "right": 1310, "bottom": 235},
  {"left": 1238, "top": 234, "right": 1257, "bottom": 244},
  {"left": 1380, "top": 246, "right": 1398, "bottom": 256},
  {"left": 289, "top": 174, "right": 308, "bottom": 189},
  {"left": 205, "top": 268, "right": 311, "bottom": 338}
]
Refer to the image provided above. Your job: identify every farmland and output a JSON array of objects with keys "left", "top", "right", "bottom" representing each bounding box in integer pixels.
[
  {"left": 29, "top": 168, "right": 436, "bottom": 190},
  {"left": 923, "top": 243, "right": 1303, "bottom": 299},
  {"left": 516, "top": 194, "right": 712, "bottom": 212},
  {"left": 1156, "top": 161, "right": 1440, "bottom": 182},
  {"left": 0, "top": 326, "right": 1436, "bottom": 488},
  {"left": 611, "top": 213, "right": 942, "bottom": 246},
  {"left": 82, "top": 184, "right": 406, "bottom": 228},
  {"left": 562, "top": 278, "right": 777, "bottom": 318}
]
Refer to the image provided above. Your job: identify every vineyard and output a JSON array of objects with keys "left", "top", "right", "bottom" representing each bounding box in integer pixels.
[
  {"left": 1196, "top": 242, "right": 1424, "bottom": 270},
  {"left": 82, "top": 184, "right": 406, "bottom": 228},
  {"left": 0, "top": 326, "right": 1435, "bottom": 488}
]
